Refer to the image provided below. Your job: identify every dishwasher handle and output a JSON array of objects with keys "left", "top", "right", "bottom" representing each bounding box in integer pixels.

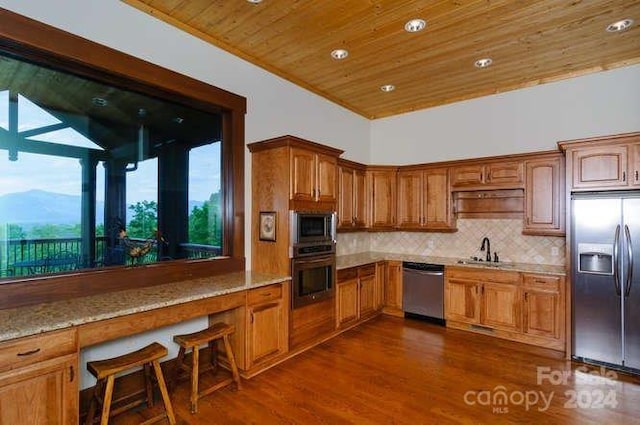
[{"left": 403, "top": 268, "right": 444, "bottom": 277}]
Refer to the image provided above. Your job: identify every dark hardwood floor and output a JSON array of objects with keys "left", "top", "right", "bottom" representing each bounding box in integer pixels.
[{"left": 112, "top": 316, "right": 640, "bottom": 424}]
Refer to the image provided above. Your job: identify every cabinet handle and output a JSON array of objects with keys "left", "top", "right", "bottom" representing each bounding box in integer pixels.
[
  {"left": 318, "top": 189, "right": 321, "bottom": 197},
  {"left": 69, "top": 365, "right": 75, "bottom": 383},
  {"left": 481, "top": 285, "right": 485, "bottom": 295},
  {"left": 312, "top": 189, "right": 316, "bottom": 198},
  {"left": 17, "top": 348, "right": 41, "bottom": 357},
  {"left": 250, "top": 312, "right": 254, "bottom": 324},
  {"left": 261, "top": 292, "right": 272, "bottom": 297},
  {"left": 524, "top": 292, "right": 528, "bottom": 301},
  {"left": 623, "top": 171, "right": 626, "bottom": 182},
  {"left": 636, "top": 170, "right": 639, "bottom": 181}
]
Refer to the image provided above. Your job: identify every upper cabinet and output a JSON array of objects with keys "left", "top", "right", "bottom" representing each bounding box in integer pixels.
[
  {"left": 450, "top": 160, "right": 524, "bottom": 190},
  {"left": 337, "top": 159, "right": 367, "bottom": 231},
  {"left": 523, "top": 153, "right": 565, "bottom": 235},
  {"left": 291, "top": 147, "right": 338, "bottom": 205},
  {"left": 367, "top": 166, "right": 398, "bottom": 230},
  {"left": 397, "top": 167, "right": 455, "bottom": 231},
  {"left": 560, "top": 132, "right": 640, "bottom": 191},
  {"left": 248, "top": 135, "right": 343, "bottom": 214}
]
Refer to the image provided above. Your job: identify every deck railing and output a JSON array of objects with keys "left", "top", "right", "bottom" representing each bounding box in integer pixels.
[{"left": 0, "top": 237, "right": 222, "bottom": 278}]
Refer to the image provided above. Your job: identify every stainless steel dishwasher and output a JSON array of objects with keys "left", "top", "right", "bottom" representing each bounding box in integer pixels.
[{"left": 402, "top": 262, "right": 445, "bottom": 324}]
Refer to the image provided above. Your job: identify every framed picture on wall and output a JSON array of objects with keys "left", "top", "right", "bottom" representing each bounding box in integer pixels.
[{"left": 259, "top": 211, "right": 277, "bottom": 241}]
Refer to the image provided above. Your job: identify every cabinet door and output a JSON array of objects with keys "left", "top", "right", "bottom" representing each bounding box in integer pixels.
[
  {"left": 336, "top": 279, "right": 360, "bottom": 328},
  {"left": 486, "top": 161, "right": 524, "bottom": 186},
  {"left": 481, "top": 282, "right": 520, "bottom": 332},
  {"left": 523, "top": 289, "right": 560, "bottom": 339},
  {"left": 524, "top": 156, "right": 564, "bottom": 235},
  {"left": 248, "top": 301, "right": 286, "bottom": 367},
  {"left": 338, "top": 166, "right": 355, "bottom": 228},
  {"left": 397, "top": 170, "right": 423, "bottom": 229},
  {"left": 630, "top": 143, "right": 640, "bottom": 187},
  {"left": 571, "top": 145, "right": 628, "bottom": 189},
  {"left": 384, "top": 261, "right": 403, "bottom": 311},
  {"left": 522, "top": 274, "right": 562, "bottom": 340},
  {"left": 0, "top": 355, "right": 77, "bottom": 425},
  {"left": 353, "top": 169, "right": 367, "bottom": 228},
  {"left": 290, "top": 147, "right": 316, "bottom": 201},
  {"left": 424, "top": 168, "right": 453, "bottom": 229},
  {"left": 450, "top": 165, "right": 484, "bottom": 188},
  {"left": 359, "top": 274, "right": 376, "bottom": 317},
  {"left": 445, "top": 279, "right": 480, "bottom": 324},
  {"left": 369, "top": 170, "right": 397, "bottom": 228},
  {"left": 316, "top": 153, "right": 337, "bottom": 203}
]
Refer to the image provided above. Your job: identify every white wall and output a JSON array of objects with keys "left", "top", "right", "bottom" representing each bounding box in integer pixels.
[
  {"left": 0, "top": 0, "right": 370, "bottom": 389},
  {"left": 371, "top": 65, "right": 640, "bottom": 164}
]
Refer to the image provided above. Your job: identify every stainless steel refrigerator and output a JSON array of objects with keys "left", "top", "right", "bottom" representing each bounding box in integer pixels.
[{"left": 572, "top": 193, "right": 640, "bottom": 372}]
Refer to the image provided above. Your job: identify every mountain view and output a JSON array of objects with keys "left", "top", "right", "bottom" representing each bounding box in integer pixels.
[{"left": 0, "top": 190, "right": 204, "bottom": 233}]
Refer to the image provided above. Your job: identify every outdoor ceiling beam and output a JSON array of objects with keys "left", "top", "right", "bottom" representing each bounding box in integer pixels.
[{"left": 19, "top": 122, "right": 70, "bottom": 138}]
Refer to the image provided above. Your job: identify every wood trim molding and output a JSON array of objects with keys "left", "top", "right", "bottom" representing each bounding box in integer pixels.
[
  {"left": 0, "top": 8, "right": 247, "bottom": 309},
  {"left": 247, "top": 135, "right": 344, "bottom": 156}
]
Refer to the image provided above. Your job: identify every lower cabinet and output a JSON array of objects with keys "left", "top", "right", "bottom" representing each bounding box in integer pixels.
[
  {"left": 522, "top": 274, "right": 563, "bottom": 341},
  {"left": 336, "top": 264, "right": 382, "bottom": 329},
  {"left": 0, "top": 328, "right": 78, "bottom": 425},
  {"left": 383, "top": 260, "right": 403, "bottom": 317},
  {"left": 445, "top": 267, "right": 565, "bottom": 351},
  {"left": 246, "top": 282, "right": 289, "bottom": 371}
]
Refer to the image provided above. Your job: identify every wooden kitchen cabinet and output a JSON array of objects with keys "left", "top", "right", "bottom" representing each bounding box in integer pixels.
[
  {"left": 374, "top": 262, "right": 386, "bottom": 311},
  {"left": 481, "top": 281, "right": 521, "bottom": 332},
  {"left": 445, "top": 267, "right": 565, "bottom": 351},
  {"left": 522, "top": 274, "right": 564, "bottom": 342},
  {"left": 383, "top": 260, "right": 403, "bottom": 317},
  {"left": 523, "top": 153, "right": 565, "bottom": 235},
  {"left": 444, "top": 277, "right": 480, "bottom": 325},
  {"left": 367, "top": 166, "right": 398, "bottom": 229},
  {"left": 337, "top": 159, "right": 367, "bottom": 230},
  {"left": 450, "top": 160, "right": 524, "bottom": 189},
  {"left": 291, "top": 147, "right": 338, "bottom": 204},
  {"left": 397, "top": 167, "right": 455, "bottom": 231},
  {"left": 560, "top": 132, "right": 640, "bottom": 191},
  {"left": 336, "top": 270, "right": 360, "bottom": 328},
  {"left": 0, "top": 328, "right": 78, "bottom": 425},
  {"left": 336, "top": 264, "right": 380, "bottom": 329},
  {"left": 246, "top": 283, "right": 289, "bottom": 370}
]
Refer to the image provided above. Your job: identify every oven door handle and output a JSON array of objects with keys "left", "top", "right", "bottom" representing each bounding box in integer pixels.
[{"left": 296, "top": 257, "right": 334, "bottom": 264}]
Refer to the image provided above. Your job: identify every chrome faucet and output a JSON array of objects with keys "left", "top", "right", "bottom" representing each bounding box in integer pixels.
[{"left": 480, "top": 237, "right": 491, "bottom": 262}]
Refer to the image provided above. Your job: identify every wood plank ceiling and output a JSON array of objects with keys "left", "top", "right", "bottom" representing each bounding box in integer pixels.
[{"left": 122, "top": 0, "right": 640, "bottom": 119}]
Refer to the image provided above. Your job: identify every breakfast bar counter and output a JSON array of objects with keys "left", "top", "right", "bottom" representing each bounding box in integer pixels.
[{"left": 0, "top": 271, "right": 289, "bottom": 344}]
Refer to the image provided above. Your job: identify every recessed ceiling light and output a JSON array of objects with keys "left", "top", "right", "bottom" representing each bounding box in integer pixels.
[
  {"left": 474, "top": 58, "right": 493, "bottom": 68},
  {"left": 606, "top": 18, "right": 634, "bottom": 32},
  {"left": 246, "top": 0, "right": 263, "bottom": 4},
  {"left": 92, "top": 97, "right": 108, "bottom": 107},
  {"left": 173, "top": 117, "right": 184, "bottom": 124},
  {"left": 380, "top": 84, "right": 395, "bottom": 92},
  {"left": 331, "top": 49, "right": 349, "bottom": 60},
  {"left": 405, "top": 19, "right": 426, "bottom": 33}
]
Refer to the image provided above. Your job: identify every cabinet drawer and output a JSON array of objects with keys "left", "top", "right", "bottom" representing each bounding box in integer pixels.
[
  {"left": 247, "top": 284, "right": 283, "bottom": 305},
  {"left": 337, "top": 267, "right": 358, "bottom": 282},
  {"left": 446, "top": 266, "right": 520, "bottom": 284},
  {"left": 523, "top": 274, "right": 561, "bottom": 292},
  {"left": 358, "top": 264, "right": 376, "bottom": 278},
  {"left": 0, "top": 328, "right": 77, "bottom": 373}
]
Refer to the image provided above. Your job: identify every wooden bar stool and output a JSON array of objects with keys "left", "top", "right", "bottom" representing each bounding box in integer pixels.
[
  {"left": 172, "top": 322, "right": 242, "bottom": 413},
  {"left": 85, "top": 342, "right": 176, "bottom": 425}
]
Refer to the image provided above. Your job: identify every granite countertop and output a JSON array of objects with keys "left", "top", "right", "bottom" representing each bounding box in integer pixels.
[
  {"left": 0, "top": 271, "right": 289, "bottom": 343},
  {"left": 337, "top": 252, "right": 566, "bottom": 276}
]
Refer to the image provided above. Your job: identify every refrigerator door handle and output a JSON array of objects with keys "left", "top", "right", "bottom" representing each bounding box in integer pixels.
[
  {"left": 625, "top": 224, "right": 633, "bottom": 297},
  {"left": 614, "top": 225, "right": 621, "bottom": 296}
]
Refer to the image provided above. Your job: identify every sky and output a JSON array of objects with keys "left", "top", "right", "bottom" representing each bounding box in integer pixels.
[{"left": 0, "top": 91, "right": 221, "bottom": 204}]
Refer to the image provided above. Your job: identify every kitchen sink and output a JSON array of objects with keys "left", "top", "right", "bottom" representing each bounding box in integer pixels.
[{"left": 456, "top": 259, "right": 515, "bottom": 269}]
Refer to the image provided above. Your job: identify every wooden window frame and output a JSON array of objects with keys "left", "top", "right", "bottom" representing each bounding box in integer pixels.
[{"left": 0, "top": 8, "right": 247, "bottom": 309}]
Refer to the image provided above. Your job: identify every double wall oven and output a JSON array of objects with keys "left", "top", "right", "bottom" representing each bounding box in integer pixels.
[{"left": 290, "top": 211, "right": 336, "bottom": 308}]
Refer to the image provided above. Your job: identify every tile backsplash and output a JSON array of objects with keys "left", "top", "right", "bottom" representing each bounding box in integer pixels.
[{"left": 336, "top": 219, "right": 565, "bottom": 266}]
